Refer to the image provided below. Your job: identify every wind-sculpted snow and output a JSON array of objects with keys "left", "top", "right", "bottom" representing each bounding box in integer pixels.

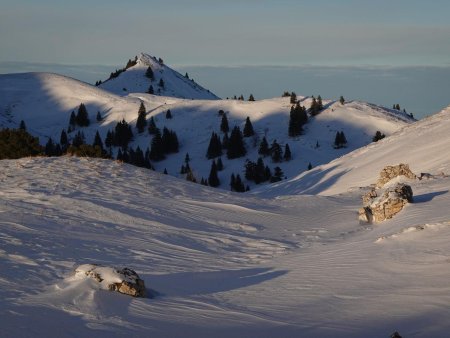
[{"left": 1, "top": 156, "right": 450, "bottom": 337}]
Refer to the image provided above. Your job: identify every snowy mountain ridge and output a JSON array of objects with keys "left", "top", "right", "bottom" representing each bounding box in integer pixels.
[
  {"left": 98, "top": 52, "right": 219, "bottom": 100},
  {"left": 0, "top": 68, "right": 414, "bottom": 191}
]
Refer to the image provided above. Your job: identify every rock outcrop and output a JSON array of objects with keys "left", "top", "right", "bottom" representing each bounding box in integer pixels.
[
  {"left": 376, "top": 163, "right": 416, "bottom": 188},
  {"left": 359, "top": 183, "right": 413, "bottom": 223},
  {"left": 75, "top": 264, "right": 147, "bottom": 298},
  {"left": 359, "top": 164, "right": 416, "bottom": 224}
]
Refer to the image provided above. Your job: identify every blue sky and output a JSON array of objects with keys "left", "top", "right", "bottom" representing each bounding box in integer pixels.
[{"left": 1, "top": 0, "right": 450, "bottom": 67}]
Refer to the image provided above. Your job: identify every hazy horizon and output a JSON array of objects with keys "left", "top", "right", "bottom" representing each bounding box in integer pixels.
[{"left": 1, "top": 60, "right": 449, "bottom": 120}]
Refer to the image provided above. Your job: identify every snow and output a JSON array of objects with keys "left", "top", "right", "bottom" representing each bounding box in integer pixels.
[
  {"left": 258, "top": 104, "right": 450, "bottom": 197},
  {"left": 1, "top": 56, "right": 449, "bottom": 337},
  {"left": 0, "top": 69, "right": 414, "bottom": 191},
  {"left": 1, "top": 154, "right": 450, "bottom": 337},
  {"left": 99, "top": 53, "right": 219, "bottom": 100}
]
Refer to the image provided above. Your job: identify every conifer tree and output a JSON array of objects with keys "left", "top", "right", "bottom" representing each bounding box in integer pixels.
[
  {"left": 216, "top": 157, "right": 224, "bottom": 171},
  {"left": 166, "top": 109, "right": 172, "bottom": 119},
  {"left": 270, "top": 166, "right": 284, "bottom": 183},
  {"left": 284, "top": 143, "right": 292, "bottom": 161},
  {"left": 208, "top": 160, "right": 220, "bottom": 187},
  {"left": 243, "top": 117, "right": 255, "bottom": 137},
  {"left": 230, "top": 173, "right": 236, "bottom": 191},
  {"left": 72, "top": 131, "right": 85, "bottom": 147},
  {"left": 19, "top": 120, "right": 26, "bottom": 131},
  {"left": 45, "top": 138, "right": 56, "bottom": 156},
  {"left": 222, "top": 132, "right": 229, "bottom": 149},
  {"left": 307, "top": 162, "right": 313, "bottom": 170},
  {"left": 248, "top": 94, "right": 255, "bottom": 101},
  {"left": 149, "top": 129, "right": 165, "bottom": 161},
  {"left": 227, "top": 126, "right": 246, "bottom": 159},
  {"left": 144, "top": 148, "right": 152, "bottom": 169},
  {"left": 164, "top": 168, "right": 168, "bottom": 174},
  {"left": 69, "top": 111, "right": 76, "bottom": 128},
  {"left": 116, "top": 148, "right": 123, "bottom": 161},
  {"left": 136, "top": 102, "right": 147, "bottom": 133},
  {"left": 206, "top": 132, "right": 222, "bottom": 159},
  {"left": 180, "top": 164, "right": 186, "bottom": 174},
  {"left": 289, "top": 102, "right": 307, "bottom": 137},
  {"left": 258, "top": 136, "right": 270, "bottom": 157},
  {"left": 186, "top": 168, "right": 197, "bottom": 183},
  {"left": 76, "top": 103, "right": 90, "bottom": 127},
  {"left": 148, "top": 116, "right": 158, "bottom": 134},
  {"left": 96, "top": 111, "right": 102, "bottom": 122},
  {"left": 270, "top": 140, "right": 283, "bottom": 163},
  {"left": 158, "top": 78, "right": 165, "bottom": 88},
  {"left": 113, "top": 119, "right": 133, "bottom": 148},
  {"left": 290, "top": 92, "right": 297, "bottom": 104},
  {"left": 373, "top": 130, "right": 386, "bottom": 142},
  {"left": 145, "top": 66, "right": 154, "bottom": 80},
  {"left": 105, "top": 130, "right": 113, "bottom": 149},
  {"left": 220, "top": 114, "right": 229, "bottom": 133},
  {"left": 134, "top": 146, "right": 145, "bottom": 167},
  {"left": 92, "top": 130, "right": 104, "bottom": 151},
  {"left": 148, "top": 85, "right": 154, "bottom": 94},
  {"left": 233, "top": 174, "right": 245, "bottom": 192},
  {"left": 60, "top": 129, "right": 68, "bottom": 150},
  {"left": 339, "top": 96, "right": 345, "bottom": 105},
  {"left": 185, "top": 153, "right": 190, "bottom": 164},
  {"left": 317, "top": 95, "right": 323, "bottom": 111}
]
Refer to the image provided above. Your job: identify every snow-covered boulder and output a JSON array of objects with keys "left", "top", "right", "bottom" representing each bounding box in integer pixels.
[
  {"left": 376, "top": 163, "right": 416, "bottom": 188},
  {"left": 74, "top": 264, "right": 146, "bottom": 297},
  {"left": 359, "top": 183, "right": 413, "bottom": 223}
]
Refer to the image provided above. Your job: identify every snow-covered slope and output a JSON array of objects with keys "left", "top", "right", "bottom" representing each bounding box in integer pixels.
[
  {"left": 99, "top": 53, "right": 219, "bottom": 100},
  {"left": 0, "top": 72, "right": 414, "bottom": 190},
  {"left": 1, "top": 156, "right": 450, "bottom": 337},
  {"left": 258, "top": 105, "right": 450, "bottom": 197}
]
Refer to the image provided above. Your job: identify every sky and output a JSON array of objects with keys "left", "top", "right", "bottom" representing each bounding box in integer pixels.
[
  {"left": 1, "top": 0, "right": 450, "bottom": 67},
  {"left": 1, "top": 0, "right": 450, "bottom": 118}
]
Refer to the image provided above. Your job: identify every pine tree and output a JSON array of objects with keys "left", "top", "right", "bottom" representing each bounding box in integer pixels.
[
  {"left": 164, "top": 168, "right": 168, "bottom": 174},
  {"left": 145, "top": 66, "right": 154, "bottom": 80},
  {"left": 105, "top": 130, "right": 113, "bottom": 149},
  {"left": 92, "top": 130, "right": 104, "bottom": 151},
  {"left": 148, "top": 85, "right": 154, "bottom": 94},
  {"left": 317, "top": 95, "right": 323, "bottom": 111},
  {"left": 76, "top": 103, "right": 90, "bottom": 127},
  {"left": 234, "top": 174, "right": 245, "bottom": 192},
  {"left": 339, "top": 96, "right": 345, "bottom": 105},
  {"left": 180, "top": 164, "right": 186, "bottom": 174},
  {"left": 238, "top": 95, "right": 244, "bottom": 101},
  {"left": 290, "top": 92, "right": 297, "bottom": 104},
  {"left": 289, "top": 102, "right": 307, "bottom": 137},
  {"left": 19, "top": 120, "right": 26, "bottom": 131},
  {"left": 60, "top": 129, "right": 68, "bottom": 150},
  {"left": 340, "top": 131, "right": 347, "bottom": 146},
  {"left": 158, "top": 78, "right": 165, "bottom": 88},
  {"left": 258, "top": 136, "right": 270, "bottom": 157},
  {"left": 270, "top": 166, "right": 284, "bottom": 183},
  {"left": 230, "top": 173, "right": 236, "bottom": 191},
  {"left": 208, "top": 160, "right": 220, "bottom": 187},
  {"left": 185, "top": 72, "right": 189, "bottom": 79},
  {"left": 166, "top": 109, "right": 172, "bottom": 119},
  {"left": 222, "top": 132, "right": 229, "bottom": 149},
  {"left": 148, "top": 116, "right": 158, "bottom": 134},
  {"left": 162, "top": 127, "right": 179, "bottom": 154},
  {"left": 372, "top": 130, "right": 386, "bottom": 142},
  {"left": 206, "top": 132, "right": 222, "bottom": 159},
  {"left": 243, "top": 117, "right": 255, "bottom": 137},
  {"left": 134, "top": 146, "right": 145, "bottom": 167},
  {"left": 220, "top": 114, "right": 229, "bottom": 133},
  {"left": 96, "top": 111, "right": 102, "bottom": 122},
  {"left": 186, "top": 168, "right": 197, "bottom": 183},
  {"left": 270, "top": 140, "right": 283, "bottom": 163},
  {"left": 216, "top": 157, "right": 224, "bottom": 171},
  {"left": 227, "top": 126, "right": 246, "bottom": 159},
  {"left": 248, "top": 94, "right": 255, "bottom": 101},
  {"left": 69, "top": 111, "right": 76, "bottom": 127},
  {"left": 136, "top": 102, "right": 147, "bottom": 133},
  {"left": 307, "top": 162, "right": 313, "bottom": 170},
  {"left": 149, "top": 129, "right": 165, "bottom": 161},
  {"left": 72, "top": 131, "right": 85, "bottom": 147},
  {"left": 116, "top": 148, "right": 123, "bottom": 161},
  {"left": 284, "top": 143, "right": 292, "bottom": 161},
  {"left": 113, "top": 119, "right": 133, "bottom": 148},
  {"left": 45, "top": 138, "right": 56, "bottom": 156},
  {"left": 185, "top": 153, "right": 190, "bottom": 164}
]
